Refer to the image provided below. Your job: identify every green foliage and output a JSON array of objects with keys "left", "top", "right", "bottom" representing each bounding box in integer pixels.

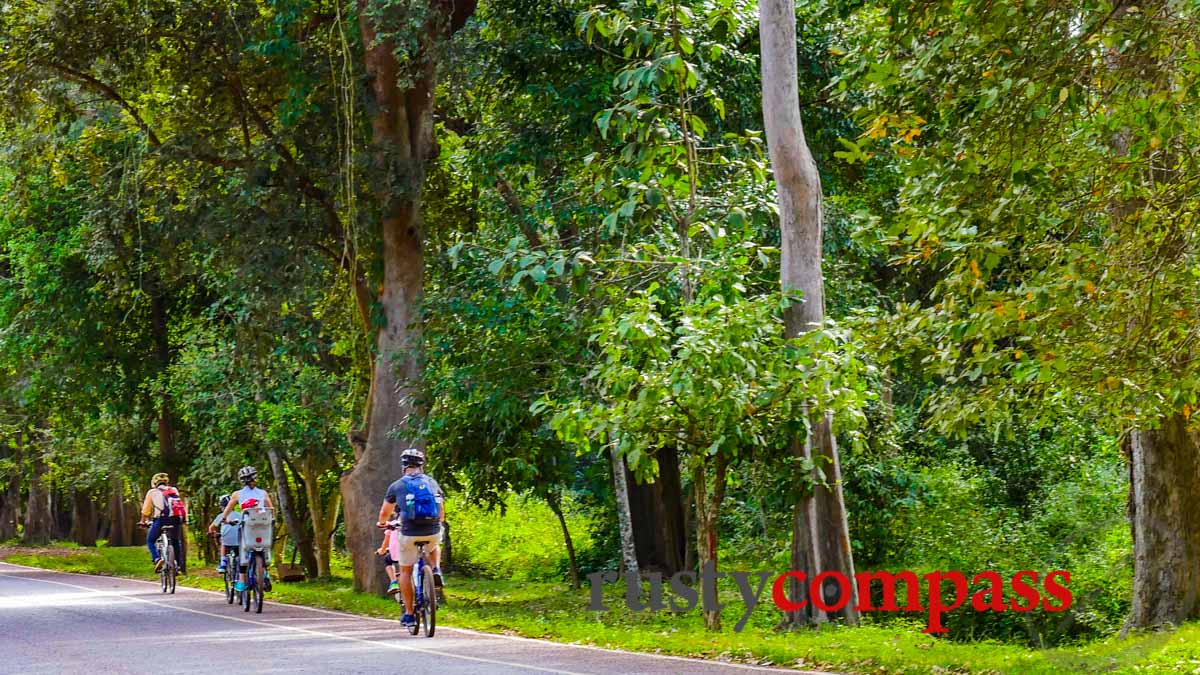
[
  {"left": 890, "top": 456, "right": 1130, "bottom": 645},
  {"left": 451, "top": 492, "right": 596, "bottom": 582},
  {"left": 550, "top": 283, "right": 871, "bottom": 482}
]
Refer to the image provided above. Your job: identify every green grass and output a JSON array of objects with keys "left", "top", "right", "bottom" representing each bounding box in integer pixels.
[{"left": 3, "top": 543, "right": 1199, "bottom": 674}]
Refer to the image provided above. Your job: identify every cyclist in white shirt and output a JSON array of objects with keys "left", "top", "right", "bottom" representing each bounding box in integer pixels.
[{"left": 216, "top": 466, "right": 274, "bottom": 594}]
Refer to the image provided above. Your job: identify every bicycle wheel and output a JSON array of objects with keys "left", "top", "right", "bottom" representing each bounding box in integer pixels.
[
  {"left": 254, "top": 555, "right": 265, "bottom": 614},
  {"left": 159, "top": 541, "right": 168, "bottom": 593},
  {"left": 407, "top": 569, "right": 420, "bottom": 636},
  {"left": 243, "top": 560, "right": 253, "bottom": 613},
  {"left": 166, "top": 545, "right": 177, "bottom": 594},
  {"left": 224, "top": 558, "right": 235, "bottom": 604},
  {"left": 422, "top": 565, "right": 436, "bottom": 637}
]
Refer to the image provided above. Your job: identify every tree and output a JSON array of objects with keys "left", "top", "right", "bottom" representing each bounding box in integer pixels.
[
  {"left": 839, "top": 0, "right": 1200, "bottom": 632},
  {"left": 340, "top": 0, "right": 477, "bottom": 594},
  {"left": 760, "top": 0, "right": 859, "bottom": 626}
]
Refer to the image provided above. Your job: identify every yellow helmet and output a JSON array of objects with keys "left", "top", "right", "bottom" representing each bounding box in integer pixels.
[{"left": 151, "top": 472, "right": 170, "bottom": 488}]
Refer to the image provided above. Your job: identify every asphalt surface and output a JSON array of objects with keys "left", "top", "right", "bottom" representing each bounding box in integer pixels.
[{"left": 0, "top": 561, "right": 818, "bottom": 675}]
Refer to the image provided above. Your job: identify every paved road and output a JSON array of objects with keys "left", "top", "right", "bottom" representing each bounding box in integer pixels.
[{"left": 0, "top": 562, "right": 815, "bottom": 675}]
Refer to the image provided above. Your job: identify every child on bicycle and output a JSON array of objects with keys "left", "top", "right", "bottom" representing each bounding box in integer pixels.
[
  {"left": 206, "top": 494, "right": 241, "bottom": 573},
  {"left": 376, "top": 527, "right": 400, "bottom": 594}
]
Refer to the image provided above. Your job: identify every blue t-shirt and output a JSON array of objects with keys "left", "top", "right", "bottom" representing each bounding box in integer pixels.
[
  {"left": 211, "top": 512, "right": 241, "bottom": 547},
  {"left": 384, "top": 471, "right": 444, "bottom": 536}
]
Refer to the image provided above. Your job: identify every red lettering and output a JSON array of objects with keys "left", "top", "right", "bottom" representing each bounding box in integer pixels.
[
  {"left": 970, "top": 571, "right": 1007, "bottom": 612},
  {"left": 923, "top": 570, "right": 968, "bottom": 634},
  {"left": 771, "top": 571, "right": 807, "bottom": 612},
  {"left": 1042, "top": 570, "right": 1072, "bottom": 611},
  {"left": 855, "top": 570, "right": 922, "bottom": 611},
  {"left": 1009, "top": 570, "right": 1040, "bottom": 612},
  {"left": 811, "top": 571, "right": 851, "bottom": 613}
]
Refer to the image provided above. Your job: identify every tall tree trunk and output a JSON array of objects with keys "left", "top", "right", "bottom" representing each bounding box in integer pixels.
[
  {"left": 0, "top": 444, "right": 18, "bottom": 542},
  {"left": 1123, "top": 416, "right": 1200, "bottom": 633},
  {"left": 547, "top": 491, "right": 580, "bottom": 590},
  {"left": 70, "top": 488, "right": 97, "bottom": 547},
  {"left": 610, "top": 443, "right": 639, "bottom": 576},
  {"left": 150, "top": 293, "right": 178, "bottom": 477},
  {"left": 693, "top": 453, "right": 728, "bottom": 631},
  {"left": 760, "top": 0, "right": 859, "bottom": 627},
  {"left": 299, "top": 454, "right": 337, "bottom": 578},
  {"left": 106, "top": 476, "right": 134, "bottom": 547},
  {"left": 23, "top": 452, "right": 53, "bottom": 545},
  {"left": 266, "top": 445, "right": 319, "bottom": 578},
  {"left": 627, "top": 445, "right": 687, "bottom": 576},
  {"left": 0, "top": 479, "right": 17, "bottom": 542},
  {"left": 341, "top": 0, "right": 477, "bottom": 595}
]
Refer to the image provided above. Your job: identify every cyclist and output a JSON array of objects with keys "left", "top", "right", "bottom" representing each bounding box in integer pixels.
[
  {"left": 376, "top": 527, "right": 400, "bottom": 594},
  {"left": 206, "top": 494, "right": 241, "bottom": 574},
  {"left": 138, "top": 472, "right": 187, "bottom": 575},
  {"left": 216, "top": 466, "right": 275, "bottom": 594},
  {"left": 376, "top": 447, "right": 445, "bottom": 627}
]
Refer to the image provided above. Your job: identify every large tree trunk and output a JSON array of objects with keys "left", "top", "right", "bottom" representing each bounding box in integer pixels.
[
  {"left": 627, "top": 445, "right": 687, "bottom": 576},
  {"left": 340, "top": 0, "right": 476, "bottom": 595},
  {"left": 1123, "top": 415, "right": 1200, "bottom": 633},
  {"left": 23, "top": 453, "right": 53, "bottom": 545},
  {"left": 759, "top": 0, "right": 859, "bottom": 627},
  {"left": 71, "top": 488, "right": 98, "bottom": 547},
  {"left": 266, "top": 445, "right": 319, "bottom": 578}
]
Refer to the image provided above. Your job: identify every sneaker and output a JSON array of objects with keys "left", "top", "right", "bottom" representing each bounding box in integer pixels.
[
  {"left": 235, "top": 580, "right": 246, "bottom": 592},
  {"left": 154, "top": 559, "right": 164, "bottom": 573},
  {"left": 433, "top": 568, "right": 444, "bottom": 588},
  {"left": 387, "top": 581, "right": 400, "bottom": 596},
  {"left": 400, "top": 613, "right": 416, "bottom": 627},
  {"left": 217, "top": 561, "right": 227, "bottom": 573}
]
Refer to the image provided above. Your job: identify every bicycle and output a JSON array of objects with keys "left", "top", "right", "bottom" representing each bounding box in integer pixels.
[
  {"left": 233, "top": 505, "right": 273, "bottom": 614},
  {"left": 382, "top": 522, "right": 438, "bottom": 638},
  {"left": 139, "top": 521, "right": 178, "bottom": 594},
  {"left": 221, "top": 545, "right": 239, "bottom": 605}
]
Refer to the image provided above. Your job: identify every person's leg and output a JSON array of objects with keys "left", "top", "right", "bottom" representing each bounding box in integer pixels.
[
  {"left": 146, "top": 518, "right": 162, "bottom": 562},
  {"left": 399, "top": 564, "right": 415, "bottom": 614},
  {"left": 236, "top": 545, "right": 249, "bottom": 590}
]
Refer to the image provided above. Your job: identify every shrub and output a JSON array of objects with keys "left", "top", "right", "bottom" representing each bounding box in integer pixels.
[{"left": 452, "top": 492, "right": 596, "bottom": 582}]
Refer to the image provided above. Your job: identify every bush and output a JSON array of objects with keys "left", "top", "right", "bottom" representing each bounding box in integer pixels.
[
  {"left": 888, "top": 456, "right": 1129, "bottom": 645},
  {"left": 452, "top": 492, "right": 596, "bottom": 582}
]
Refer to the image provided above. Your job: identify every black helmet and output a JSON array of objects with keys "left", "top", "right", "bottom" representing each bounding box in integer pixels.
[
  {"left": 400, "top": 448, "right": 425, "bottom": 467},
  {"left": 237, "top": 466, "right": 258, "bottom": 484},
  {"left": 218, "top": 494, "right": 231, "bottom": 510}
]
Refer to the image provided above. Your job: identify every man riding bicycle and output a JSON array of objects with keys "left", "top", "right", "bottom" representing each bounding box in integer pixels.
[
  {"left": 139, "top": 472, "right": 187, "bottom": 574},
  {"left": 376, "top": 448, "right": 445, "bottom": 628},
  {"left": 216, "top": 466, "right": 275, "bottom": 594}
]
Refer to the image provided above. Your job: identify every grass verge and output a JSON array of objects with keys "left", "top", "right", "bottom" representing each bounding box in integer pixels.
[{"left": 2, "top": 543, "right": 1197, "bottom": 674}]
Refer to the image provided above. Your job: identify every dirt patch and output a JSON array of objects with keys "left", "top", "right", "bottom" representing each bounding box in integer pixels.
[{"left": 0, "top": 545, "right": 87, "bottom": 560}]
